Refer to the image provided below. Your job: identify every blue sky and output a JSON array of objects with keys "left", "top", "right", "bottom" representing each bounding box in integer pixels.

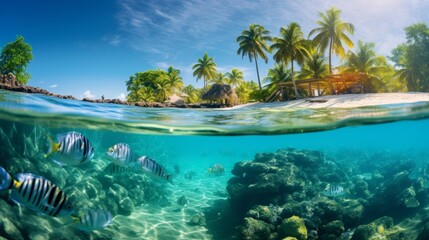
[{"left": 2, "top": 0, "right": 429, "bottom": 100}]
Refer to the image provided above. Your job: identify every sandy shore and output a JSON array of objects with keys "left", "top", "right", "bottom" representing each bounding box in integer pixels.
[{"left": 229, "top": 93, "right": 429, "bottom": 110}]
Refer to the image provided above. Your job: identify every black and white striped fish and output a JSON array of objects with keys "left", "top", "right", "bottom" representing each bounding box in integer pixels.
[
  {"left": 133, "top": 156, "right": 173, "bottom": 184},
  {"left": 106, "top": 143, "right": 137, "bottom": 166},
  {"left": 0, "top": 166, "right": 75, "bottom": 217},
  {"left": 45, "top": 132, "right": 94, "bottom": 166},
  {"left": 72, "top": 209, "right": 113, "bottom": 232},
  {"left": 103, "top": 163, "right": 133, "bottom": 175},
  {"left": 322, "top": 184, "right": 345, "bottom": 197}
]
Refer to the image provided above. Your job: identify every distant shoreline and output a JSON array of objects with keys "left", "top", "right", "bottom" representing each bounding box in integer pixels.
[
  {"left": 2, "top": 78, "right": 429, "bottom": 110},
  {"left": 0, "top": 80, "right": 221, "bottom": 108}
]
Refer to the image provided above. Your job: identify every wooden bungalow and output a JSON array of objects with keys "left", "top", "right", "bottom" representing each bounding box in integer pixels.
[{"left": 266, "top": 73, "right": 371, "bottom": 102}]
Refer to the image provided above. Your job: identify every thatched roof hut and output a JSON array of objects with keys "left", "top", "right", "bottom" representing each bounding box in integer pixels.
[{"left": 202, "top": 84, "right": 238, "bottom": 106}]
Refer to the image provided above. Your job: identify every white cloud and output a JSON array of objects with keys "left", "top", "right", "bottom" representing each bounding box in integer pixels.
[
  {"left": 155, "top": 62, "right": 169, "bottom": 69},
  {"left": 82, "top": 90, "right": 95, "bottom": 99},
  {"left": 103, "top": 35, "right": 122, "bottom": 46},
  {"left": 117, "top": 93, "right": 126, "bottom": 101},
  {"left": 49, "top": 84, "right": 58, "bottom": 88}
]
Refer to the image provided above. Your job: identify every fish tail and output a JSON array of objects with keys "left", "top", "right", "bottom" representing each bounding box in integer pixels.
[
  {"left": 0, "top": 166, "right": 16, "bottom": 190},
  {"left": 166, "top": 175, "right": 174, "bottom": 185},
  {"left": 45, "top": 134, "right": 60, "bottom": 158}
]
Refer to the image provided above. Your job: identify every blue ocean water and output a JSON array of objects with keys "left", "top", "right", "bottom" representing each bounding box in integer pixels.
[{"left": 1, "top": 89, "right": 429, "bottom": 239}]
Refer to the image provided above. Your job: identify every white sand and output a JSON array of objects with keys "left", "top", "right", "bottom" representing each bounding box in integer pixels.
[{"left": 228, "top": 93, "right": 429, "bottom": 110}]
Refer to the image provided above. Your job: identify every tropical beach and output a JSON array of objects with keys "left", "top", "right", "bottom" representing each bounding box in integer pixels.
[{"left": 2, "top": 1, "right": 429, "bottom": 240}]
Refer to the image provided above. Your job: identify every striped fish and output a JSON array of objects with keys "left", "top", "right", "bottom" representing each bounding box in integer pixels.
[
  {"left": 45, "top": 132, "right": 94, "bottom": 166},
  {"left": 106, "top": 143, "right": 137, "bottom": 166},
  {"left": 103, "top": 163, "right": 133, "bottom": 175},
  {"left": 208, "top": 164, "right": 225, "bottom": 175},
  {"left": 322, "top": 184, "right": 345, "bottom": 197},
  {"left": 72, "top": 209, "right": 113, "bottom": 232},
  {"left": 0, "top": 166, "right": 75, "bottom": 217},
  {"left": 133, "top": 156, "right": 173, "bottom": 184}
]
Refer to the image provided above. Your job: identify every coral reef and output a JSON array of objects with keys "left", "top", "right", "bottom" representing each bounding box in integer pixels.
[{"left": 221, "top": 148, "right": 429, "bottom": 240}]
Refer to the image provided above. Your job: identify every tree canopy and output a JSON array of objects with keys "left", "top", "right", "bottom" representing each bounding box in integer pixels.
[
  {"left": 390, "top": 23, "right": 429, "bottom": 91},
  {"left": 236, "top": 24, "right": 271, "bottom": 90},
  {"left": 309, "top": 7, "right": 355, "bottom": 74},
  {"left": 0, "top": 36, "right": 33, "bottom": 84},
  {"left": 126, "top": 68, "right": 184, "bottom": 102}
]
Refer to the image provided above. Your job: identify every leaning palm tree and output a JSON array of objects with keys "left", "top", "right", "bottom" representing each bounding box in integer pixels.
[
  {"left": 271, "top": 22, "right": 311, "bottom": 98},
  {"left": 309, "top": 7, "right": 355, "bottom": 75},
  {"left": 192, "top": 53, "right": 217, "bottom": 88},
  {"left": 237, "top": 24, "right": 271, "bottom": 90},
  {"left": 225, "top": 68, "right": 244, "bottom": 88},
  {"left": 166, "top": 66, "right": 184, "bottom": 93}
]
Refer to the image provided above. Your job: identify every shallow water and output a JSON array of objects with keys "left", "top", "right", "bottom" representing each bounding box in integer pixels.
[{"left": 1, "top": 89, "right": 429, "bottom": 239}]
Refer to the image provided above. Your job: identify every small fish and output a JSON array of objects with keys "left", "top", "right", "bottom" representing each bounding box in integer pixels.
[
  {"left": 103, "top": 163, "right": 133, "bottom": 175},
  {"left": 177, "top": 195, "right": 188, "bottom": 206},
  {"left": 106, "top": 143, "right": 137, "bottom": 166},
  {"left": 208, "top": 164, "right": 225, "bottom": 175},
  {"left": 45, "top": 132, "right": 94, "bottom": 166},
  {"left": 322, "top": 184, "right": 345, "bottom": 197},
  {"left": 0, "top": 166, "right": 75, "bottom": 217},
  {"left": 71, "top": 209, "right": 113, "bottom": 232},
  {"left": 133, "top": 156, "right": 173, "bottom": 184},
  {"left": 184, "top": 171, "right": 197, "bottom": 180}
]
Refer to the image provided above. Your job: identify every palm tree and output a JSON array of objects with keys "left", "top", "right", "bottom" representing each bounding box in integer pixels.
[
  {"left": 344, "top": 41, "right": 386, "bottom": 75},
  {"left": 299, "top": 50, "right": 329, "bottom": 80},
  {"left": 264, "top": 63, "right": 293, "bottom": 89},
  {"left": 309, "top": 7, "right": 355, "bottom": 75},
  {"left": 237, "top": 24, "right": 271, "bottom": 90},
  {"left": 155, "top": 80, "right": 172, "bottom": 102},
  {"left": 271, "top": 22, "right": 311, "bottom": 98},
  {"left": 137, "top": 87, "right": 156, "bottom": 103},
  {"left": 166, "top": 66, "right": 184, "bottom": 93},
  {"left": 192, "top": 53, "right": 217, "bottom": 88},
  {"left": 225, "top": 68, "right": 244, "bottom": 88},
  {"left": 211, "top": 72, "right": 228, "bottom": 84}
]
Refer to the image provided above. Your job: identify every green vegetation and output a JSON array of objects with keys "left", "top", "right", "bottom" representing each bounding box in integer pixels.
[
  {"left": 389, "top": 23, "right": 429, "bottom": 91},
  {"left": 309, "top": 7, "right": 355, "bottom": 74},
  {"left": 271, "top": 22, "right": 311, "bottom": 98},
  {"left": 192, "top": 53, "right": 217, "bottom": 89},
  {"left": 125, "top": 68, "right": 184, "bottom": 102},
  {"left": 124, "top": 8, "right": 429, "bottom": 104},
  {"left": 236, "top": 24, "right": 271, "bottom": 90},
  {"left": 0, "top": 36, "right": 33, "bottom": 84}
]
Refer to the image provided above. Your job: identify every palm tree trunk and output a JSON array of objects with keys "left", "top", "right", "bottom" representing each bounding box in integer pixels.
[
  {"left": 291, "top": 61, "right": 300, "bottom": 99},
  {"left": 328, "top": 37, "right": 332, "bottom": 74},
  {"left": 255, "top": 57, "right": 262, "bottom": 90},
  {"left": 328, "top": 36, "right": 335, "bottom": 94}
]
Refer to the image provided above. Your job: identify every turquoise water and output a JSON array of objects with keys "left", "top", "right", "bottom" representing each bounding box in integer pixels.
[{"left": 1, "top": 89, "right": 429, "bottom": 239}]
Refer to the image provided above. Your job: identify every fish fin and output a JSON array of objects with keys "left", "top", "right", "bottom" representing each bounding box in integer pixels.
[
  {"left": 45, "top": 134, "right": 60, "bottom": 158},
  {"left": 13, "top": 180, "right": 22, "bottom": 189}
]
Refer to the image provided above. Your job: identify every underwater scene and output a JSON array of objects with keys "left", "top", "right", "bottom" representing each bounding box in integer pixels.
[{"left": 2, "top": 90, "right": 429, "bottom": 240}]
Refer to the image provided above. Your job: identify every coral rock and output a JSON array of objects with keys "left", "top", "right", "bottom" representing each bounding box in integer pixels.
[
  {"left": 278, "top": 215, "right": 307, "bottom": 240},
  {"left": 241, "top": 217, "right": 273, "bottom": 240}
]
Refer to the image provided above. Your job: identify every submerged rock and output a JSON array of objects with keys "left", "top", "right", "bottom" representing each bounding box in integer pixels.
[
  {"left": 240, "top": 217, "right": 273, "bottom": 240},
  {"left": 278, "top": 215, "right": 307, "bottom": 240},
  {"left": 188, "top": 213, "right": 206, "bottom": 226}
]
